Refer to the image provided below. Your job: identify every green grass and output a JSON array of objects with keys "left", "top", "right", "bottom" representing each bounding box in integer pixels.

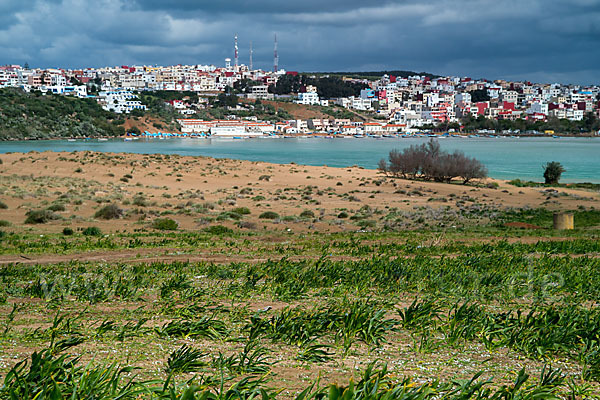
[
  {"left": 1, "top": 223, "right": 600, "bottom": 396},
  {"left": 498, "top": 208, "right": 600, "bottom": 228},
  {"left": 509, "top": 179, "right": 600, "bottom": 191}
]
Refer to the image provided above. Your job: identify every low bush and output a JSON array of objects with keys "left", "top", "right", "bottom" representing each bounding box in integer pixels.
[
  {"left": 216, "top": 212, "right": 242, "bottom": 221},
  {"left": 62, "top": 227, "right": 74, "bottom": 235},
  {"left": 203, "top": 225, "right": 233, "bottom": 235},
  {"left": 259, "top": 211, "right": 280, "bottom": 220},
  {"left": 46, "top": 203, "right": 66, "bottom": 212},
  {"left": 82, "top": 226, "right": 102, "bottom": 236},
  {"left": 94, "top": 204, "right": 123, "bottom": 220},
  {"left": 0, "top": 220, "right": 10, "bottom": 227},
  {"left": 132, "top": 196, "right": 147, "bottom": 207},
  {"left": 337, "top": 211, "right": 349, "bottom": 219},
  {"left": 299, "top": 210, "right": 315, "bottom": 219},
  {"left": 0, "top": 200, "right": 7, "bottom": 209},
  {"left": 232, "top": 207, "right": 251, "bottom": 215},
  {"left": 25, "top": 210, "right": 59, "bottom": 224},
  {"left": 152, "top": 218, "right": 178, "bottom": 230},
  {"left": 238, "top": 221, "right": 257, "bottom": 229}
]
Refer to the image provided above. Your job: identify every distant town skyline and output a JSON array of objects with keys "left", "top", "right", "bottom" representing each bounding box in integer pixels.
[{"left": 1, "top": 0, "right": 599, "bottom": 85}]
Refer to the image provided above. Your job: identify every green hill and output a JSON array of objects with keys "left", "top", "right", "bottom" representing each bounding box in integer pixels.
[{"left": 0, "top": 88, "right": 125, "bottom": 140}]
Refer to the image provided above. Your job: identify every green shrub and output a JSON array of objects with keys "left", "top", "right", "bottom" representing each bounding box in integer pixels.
[
  {"left": 62, "top": 227, "right": 74, "bottom": 236},
  {"left": 152, "top": 218, "right": 178, "bottom": 230},
  {"left": 25, "top": 210, "right": 59, "bottom": 224},
  {"left": 46, "top": 203, "right": 66, "bottom": 212},
  {"left": 544, "top": 161, "right": 565, "bottom": 184},
  {"left": 133, "top": 195, "right": 147, "bottom": 207},
  {"left": 0, "top": 200, "right": 7, "bottom": 209},
  {"left": 360, "top": 220, "right": 377, "bottom": 228},
  {"left": 74, "top": 167, "right": 83, "bottom": 173},
  {"left": 0, "top": 220, "right": 10, "bottom": 227},
  {"left": 259, "top": 211, "right": 279, "bottom": 220},
  {"left": 216, "top": 212, "right": 242, "bottom": 221},
  {"left": 232, "top": 207, "right": 251, "bottom": 215},
  {"left": 299, "top": 210, "right": 315, "bottom": 219},
  {"left": 337, "top": 211, "right": 349, "bottom": 218},
  {"left": 82, "top": 226, "right": 102, "bottom": 236},
  {"left": 94, "top": 204, "right": 123, "bottom": 220},
  {"left": 252, "top": 196, "right": 266, "bottom": 202},
  {"left": 238, "top": 221, "right": 256, "bottom": 230},
  {"left": 258, "top": 175, "right": 271, "bottom": 181},
  {"left": 204, "top": 225, "right": 233, "bottom": 235}
]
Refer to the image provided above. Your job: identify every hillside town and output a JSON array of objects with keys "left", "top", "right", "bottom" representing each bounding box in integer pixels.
[{"left": 1, "top": 62, "right": 599, "bottom": 136}]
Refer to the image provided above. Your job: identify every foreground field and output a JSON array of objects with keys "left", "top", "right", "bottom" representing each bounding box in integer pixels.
[{"left": 0, "top": 151, "right": 599, "bottom": 398}]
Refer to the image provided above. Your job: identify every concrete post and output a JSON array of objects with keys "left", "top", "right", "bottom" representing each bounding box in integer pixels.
[{"left": 553, "top": 213, "right": 574, "bottom": 230}]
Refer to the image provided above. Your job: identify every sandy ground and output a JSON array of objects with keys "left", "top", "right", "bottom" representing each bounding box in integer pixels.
[{"left": 0, "top": 150, "right": 598, "bottom": 235}]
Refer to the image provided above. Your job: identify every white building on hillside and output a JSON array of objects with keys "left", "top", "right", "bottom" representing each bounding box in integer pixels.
[
  {"left": 100, "top": 90, "right": 147, "bottom": 114},
  {"left": 296, "top": 85, "right": 320, "bottom": 105}
]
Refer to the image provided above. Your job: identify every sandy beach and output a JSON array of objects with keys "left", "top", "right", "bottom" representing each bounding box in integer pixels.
[{"left": 0, "top": 150, "right": 597, "bottom": 235}]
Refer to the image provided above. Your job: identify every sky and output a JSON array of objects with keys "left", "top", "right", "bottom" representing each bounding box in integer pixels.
[{"left": 1, "top": 0, "right": 599, "bottom": 85}]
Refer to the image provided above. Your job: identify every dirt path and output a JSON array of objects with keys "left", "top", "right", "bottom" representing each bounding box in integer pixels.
[{"left": 0, "top": 248, "right": 262, "bottom": 266}]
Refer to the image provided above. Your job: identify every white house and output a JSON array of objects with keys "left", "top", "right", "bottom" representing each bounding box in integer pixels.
[
  {"left": 100, "top": 90, "right": 147, "bottom": 114},
  {"left": 297, "top": 91, "right": 320, "bottom": 105}
]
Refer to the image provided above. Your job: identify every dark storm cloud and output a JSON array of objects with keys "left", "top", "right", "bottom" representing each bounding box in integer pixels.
[
  {"left": 131, "top": 0, "right": 396, "bottom": 15},
  {"left": 0, "top": 0, "right": 599, "bottom": 84}
]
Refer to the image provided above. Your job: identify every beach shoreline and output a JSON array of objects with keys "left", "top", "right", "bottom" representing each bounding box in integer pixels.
[{"left": 0, "top": 150, "right": 597, "bottom": 235}]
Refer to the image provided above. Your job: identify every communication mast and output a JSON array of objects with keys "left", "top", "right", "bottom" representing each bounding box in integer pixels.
[
  {"left": 249, "top": 41, "right": 253, "bottom": 71},
  {"left": 273, "top": 34, "right": 279, "bottom": 72},
  {"left": 234, "top": 34, "right": 239, "bottom": 69}
]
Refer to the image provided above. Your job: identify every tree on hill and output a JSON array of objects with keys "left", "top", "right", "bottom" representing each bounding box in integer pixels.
[
  {"left": 216, "top": 92, "right": 239, "bottom": 108},
  {"left": 269, "top": 74, "right": 367, "bottom": 98},
  {"left": 269, "top": 74, "right": 302, "bottom": 95},
  {"left": 468, "top": 89, "right": 490, "bottom": 103}
]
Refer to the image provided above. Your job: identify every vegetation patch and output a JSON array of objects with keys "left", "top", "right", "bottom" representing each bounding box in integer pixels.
[
  {"left": 152, "top": 218, "right": 178, "bottom": 230},
  {"left": 24, "top": 209, "right": 59, "bottom": 224},
  {"left": 94, "top": 204, "right": 123, "bottom": 220},
  {"left": 259, "top": 211, "right": 280, "bottom": 220}
]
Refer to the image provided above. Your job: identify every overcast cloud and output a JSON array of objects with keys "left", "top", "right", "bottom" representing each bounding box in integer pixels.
[{"left": 1, "top": 0, "right": 599, "bottom": 84}]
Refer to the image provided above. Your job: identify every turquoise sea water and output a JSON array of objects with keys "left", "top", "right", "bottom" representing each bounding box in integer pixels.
[{"left": 0, "top": 136, "right": 599, "bottom": 183}]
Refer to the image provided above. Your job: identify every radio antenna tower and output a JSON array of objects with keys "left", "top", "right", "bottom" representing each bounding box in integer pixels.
[
  {"left": 273, "top": 33, "right": 279, "bottom": 72},
  {"left": 249, "top": 41, "right": 253, "bottom": 71},
  {"left": 234, "top": 34, "right": 239, "bottom": 68}
]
